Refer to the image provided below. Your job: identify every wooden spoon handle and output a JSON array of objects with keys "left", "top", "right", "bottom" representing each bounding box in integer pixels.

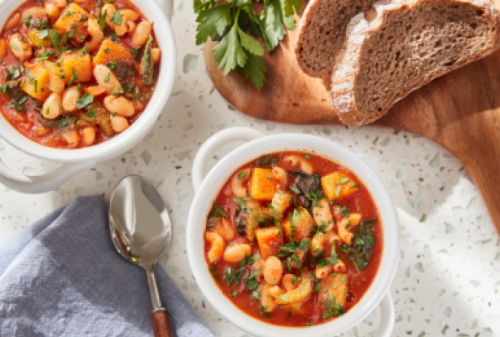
[{"left": 151, "top": 309, "right": 173, "bottom": 337}]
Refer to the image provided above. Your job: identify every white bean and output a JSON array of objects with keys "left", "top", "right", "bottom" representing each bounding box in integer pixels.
[
  {"left": 263, "top": 256, "right": 283, "bottom": 285},
  {"left": 82, "top": 127, "right": 96, "bottom": 146},
  {"left": 62, "top": 129, "right": 80, "bottom": 148},
  {"left": 41, "top": 93, "right": 62, "bottom": 120},
  {"left": 223, "top": 244, "right": 251, "bottom": 263},
  {"left": 132, "top": 21, "right": 152, "bottom": 47},
  {"left": 110, "top": 115, "right": 129, "bottom": 133},
  {"left": 9, "top": 33, "right": 32, "bottom": 60},
  {"left": 62, "top": 85, "right": 80, "bottom": 112},
  {"left": 104, "top": 95, "right": 135, "bottom": 117},
  {"left": 93, "top": 64, "right": 122, "bottom": 94}
]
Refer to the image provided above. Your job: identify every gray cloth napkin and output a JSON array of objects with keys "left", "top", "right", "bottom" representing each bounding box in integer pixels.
[{"left": 0, "top": 195, "right": 214, "bottom": 337}]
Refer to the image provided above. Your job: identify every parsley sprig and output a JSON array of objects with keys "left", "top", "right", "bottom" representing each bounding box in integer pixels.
[{"left": 194, "top": 0, "right": 300, "bottom": 89}]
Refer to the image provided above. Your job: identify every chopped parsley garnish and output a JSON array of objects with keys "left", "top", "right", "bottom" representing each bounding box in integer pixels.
[
  {"left": 338, "top": 220, "right": 376, "bottom": 270},
  {"left": 336, "top": 177, "right": 349, "bottom": 185},
  {"left": 225, "top": 267, "right": 244, "bottom": 286},
  {"left": 321, "top": 294, "right": 344, "bottom": 319},
  {"left": 107, "top": 61, "right": 118, "bottom": 70},
  {"left": 244, "top": 269, "right": 261, "bottom": 290},
  {"left": 213, "top": 202, "right": 227, "bottom": 218},
  {"left": 232, "top": 197, "right": 245, "bottom": 209},
  {"left": 250, "top": 290, "right": 261, "bottom": 300},
  {"left": 67, "top": 68, "right": 78, "bottom": 86},
  {"left": 76, "top": 94, "right": 94, "bottom": 109},
  {"left": 110, "top": 10, "right": 123, "bottom": 26}
]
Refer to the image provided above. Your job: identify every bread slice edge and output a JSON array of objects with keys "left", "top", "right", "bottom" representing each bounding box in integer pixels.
[{"left": 329, "top": 0, "right": 500, "bottom": 128}]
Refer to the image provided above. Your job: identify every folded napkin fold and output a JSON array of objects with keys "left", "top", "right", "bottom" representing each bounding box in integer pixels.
[{"left": 0, "top": 195, "right": 214, "bottom": 337}]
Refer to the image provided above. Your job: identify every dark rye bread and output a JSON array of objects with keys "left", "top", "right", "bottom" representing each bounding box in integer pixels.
[
  {"left": 330, "top": 0, "right": 500, "bottom": 127},
  {"left": 295, "top": 0, "right": 378, "bottom": 79}
]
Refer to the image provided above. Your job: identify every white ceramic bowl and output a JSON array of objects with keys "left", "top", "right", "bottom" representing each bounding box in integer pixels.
[
  {"left": 187, "top": 127, "right": 400, "bottom": 337},
  {"left": 0, "top": 0, "right": 175, "bottom": 193}
]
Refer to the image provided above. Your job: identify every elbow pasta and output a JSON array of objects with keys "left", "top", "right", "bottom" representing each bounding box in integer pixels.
[
  {"left": 206, "top": 232, "right": 224, "bottom": 263},
  {"left": 210, "top": 218, "right": 235, "bottom": 242},
  {"left": 312, "top": 199, "right": 335, "bottom": 232},
  {"left": 0, "top": 0, "right": 160, "bottom": 149},
  {"left": 315, "top": 264, "right": 330, "bottom": 279},
  {"left": 204, "top": 152, "right": 382, "bottom": 326},
  {"left": 260, "top": 284, "right": 276, "bottom": 312},
  {"left": 272, "top": 167, "right": 287, "bottom": 182},
  {"left": 231, "top": 169, "right": 251, "bottom": 198},
  {"left": 337, "top": 213, "right": 362, "bottom": 244},
  {"left": 311, "top": 232, "right": 325, "bottom": 256},
  {"left": 284, "top": 155, "right": 314, "bottom": 174}
]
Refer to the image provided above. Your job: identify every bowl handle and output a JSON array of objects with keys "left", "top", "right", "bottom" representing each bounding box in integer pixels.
[
  {"left": 155, "top": 0, "right": 173, "bottom": 21},
  {"left": 373, "top": 292, "right": 395, "bottom": 337},
  {"left": 0, "top": 153, "right": 95, "bottom": 194},
  {"left": 192, "top": 127, "right": 265, "bottom": 192}
]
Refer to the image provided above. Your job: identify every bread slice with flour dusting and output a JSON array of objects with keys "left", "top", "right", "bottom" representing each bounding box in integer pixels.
[
  {"left": 330, "top": 0, "right": 500, "bottom": 127},
  {"left": 295, "top": 0, "right": 378, "bottom": 79}
]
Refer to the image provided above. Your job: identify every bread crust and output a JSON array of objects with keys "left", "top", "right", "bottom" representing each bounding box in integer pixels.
[
  {"left": 329, "top": 0, "right": 500, "bottom": 127},
  {"left": 295, "top": 0, "right": 376, "bottom": 79},
  {"left": 294, "top": 0, "right": 328, "bottom": 78}
]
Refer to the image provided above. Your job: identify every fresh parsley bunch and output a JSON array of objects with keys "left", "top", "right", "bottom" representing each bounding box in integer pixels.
[{"left": 194, "top": 0, "right": 301, "bottom": 89}]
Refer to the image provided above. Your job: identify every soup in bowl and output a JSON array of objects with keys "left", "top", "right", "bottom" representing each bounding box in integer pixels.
[
  {"left": 187, "top": 127, "right": 399, "bottom": 337},
  {"left": 0, "top": 0, "right": 161, "bottom": 149},
  {"left": 0, "top": 0, "right": 175, "bottom": 193}
]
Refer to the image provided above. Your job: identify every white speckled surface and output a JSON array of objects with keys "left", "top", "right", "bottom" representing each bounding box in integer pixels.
[{"left": 1, "top": 0, "right": 500, "bottom": 336}]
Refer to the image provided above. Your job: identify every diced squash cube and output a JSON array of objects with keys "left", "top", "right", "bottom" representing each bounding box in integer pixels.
[
  {"left": 61, "top": 53, "right": 92, "bottom": 83},
  {"left": 93, "top": 40, "right": 134, "bottom": 66},
  {"left": 317, "top": 274, "right": 347, "bottom": 312},
  {"left": 21, "top": 65, "right": 50, "bottom": 101},
  {"left": 255, "top": 227, "right": 283, "bottom": 260},
  {"left": 282, "top": 207, "right": 314, "bottom": 242},
  {"left": 27, "top": 30, "right": 52, "bottom": 48},
  {"left": 54, "top": 3, "right": 90, "bottom": 43},
  {"left": 337, "top": 213, "right": 362, "bottom": 244},
  {"left": 321, "top": 172, "right": 359, "bottom": 201},
  {"left": 250, "top": 168, "right": 277, "bottom": 201}
]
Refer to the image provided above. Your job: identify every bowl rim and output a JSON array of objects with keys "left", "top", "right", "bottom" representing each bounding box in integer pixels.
[
  {"left": 187, "top": 132, "right": 400, "bottom": 337},
  {"left": 0, "top": 0, "right": 176, "bottom": 163}
]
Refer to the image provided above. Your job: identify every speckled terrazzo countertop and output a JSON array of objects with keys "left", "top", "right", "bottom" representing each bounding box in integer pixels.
[{"left": 0, "top": 0, "right": 499, "bottom": 336}]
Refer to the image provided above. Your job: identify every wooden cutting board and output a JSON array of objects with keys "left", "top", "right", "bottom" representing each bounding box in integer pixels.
[{"left": 203, "top": 4, "right": 500, "bottom": 235}]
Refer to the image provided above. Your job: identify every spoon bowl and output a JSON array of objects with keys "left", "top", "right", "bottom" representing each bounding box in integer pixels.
[{"left": 109, "top": 174, "right": 173, "bottom": 337}]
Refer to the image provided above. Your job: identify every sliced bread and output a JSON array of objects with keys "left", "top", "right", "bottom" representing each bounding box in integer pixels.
[
  {"left": 294, "top": 0, "right": 378, "bottom": 79},
  {"left": 330, "top": 0, "right": 500, "bottom": 127}
]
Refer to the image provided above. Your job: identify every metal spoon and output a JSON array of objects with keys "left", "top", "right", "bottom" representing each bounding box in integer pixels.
[{"left": 109, "top": 175, "right": 173, "bottom": 337}]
